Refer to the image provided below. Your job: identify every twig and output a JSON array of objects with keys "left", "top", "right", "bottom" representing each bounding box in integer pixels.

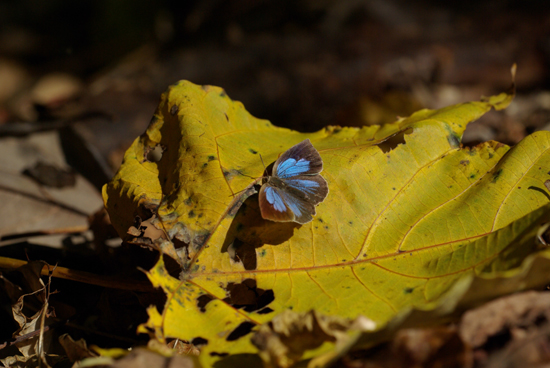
[
  {"left": 0, "top": 257, "right": 154, "bottom": 292},
  {"left": 0, "top": 183, "right": 91, "bottom": 218},
  {"left": 1, "top": 226, "right": 89, "bottom": 242}
]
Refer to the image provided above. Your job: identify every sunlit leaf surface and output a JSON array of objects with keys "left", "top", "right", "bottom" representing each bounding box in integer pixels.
[{"left": 103, "top": 81, "right": 550, "bottom": 367}]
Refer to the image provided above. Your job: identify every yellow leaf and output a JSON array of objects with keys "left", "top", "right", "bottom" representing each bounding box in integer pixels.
[{"left": 104, "top": 80, "right": 550, "bottom": 367}]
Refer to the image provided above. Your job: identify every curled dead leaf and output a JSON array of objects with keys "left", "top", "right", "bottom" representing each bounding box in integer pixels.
[
  {"left": 59, "top": 334, "right": 96, "bottom": 362},
  {"left": 460, "top": 291, "right": 550, "bottom": 348},
  {"left": 251, "top": 309, "right": 376, "bottom": 368},
  {"left": 76, "top": 347, "right": 195, "bottom": 368}
]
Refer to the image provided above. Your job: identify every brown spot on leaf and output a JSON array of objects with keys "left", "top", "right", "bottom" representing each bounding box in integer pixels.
[
  {"left": 192, "top": 232, "right": 210, "bottom": 251},
  {"left": 492, "top": 168, "right": 503, "bottom": 183}
]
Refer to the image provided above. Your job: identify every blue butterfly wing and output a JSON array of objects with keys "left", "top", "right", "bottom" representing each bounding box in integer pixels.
[
  {"left": 259, "top": 183, "right": 317, "bottom": 224},
  {"left": 259, "top": 185, "right": 296, "bottom": 222},
  {"left": 283, "top": 174, "right": 328, "bottom": 205},
  {"left": 279, "top": 189, "right": 316, "bottom": 224},
  {"left": 260, "top": 139, "right": 329, "bottom": 224},
  {"left": 273, "top": 139, "right": 323, "bottom": 179}
]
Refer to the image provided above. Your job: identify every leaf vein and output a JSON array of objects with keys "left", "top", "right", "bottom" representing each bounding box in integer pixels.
[{"left": 492, "top": 143, "right": 550, "bottom": 231}]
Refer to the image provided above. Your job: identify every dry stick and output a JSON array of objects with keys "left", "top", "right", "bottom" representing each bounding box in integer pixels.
[
  {"left": 0, "top": 326, "right": 52, "bottom": 351},
  {"left": 0, "top": 257, "right": 154, "bottom": 292},
  {"left": 1, "top": 226, "right": 90, "bottom": 242},
  {"left": 0, "top": 111, "right": 112, "bottom": 137},
  {"left": 37, "top": 296, "right": 47, "bottom": 368},
  {"left": 37, "top": 266, "right": 55, "bottom": 368}
]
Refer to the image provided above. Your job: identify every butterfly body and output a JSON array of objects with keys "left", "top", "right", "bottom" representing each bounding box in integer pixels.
[{"left": 259, "top": 139, "right": 328, "bottom": 224}]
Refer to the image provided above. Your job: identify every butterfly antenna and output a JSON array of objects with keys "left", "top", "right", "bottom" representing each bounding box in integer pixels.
[
  {"left": 231, "top": 176, "right": 265, "bottom": 197},
  {"left": 230, "top": 155, "right": 271, "bottom": 197},
  {"left": 236, "top": 170, "right": 256, "bottom": 180},
  {"left": 259, "top": 154, "right": 267, "bottom": 171}
]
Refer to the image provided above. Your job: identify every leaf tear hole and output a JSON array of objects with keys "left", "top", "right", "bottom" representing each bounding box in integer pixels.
[
  {"left": 210, "top": 352, "right": 229, "bottom": 357},
  {"left": 145, "top": 144, "right": 164, "bottom": 163},
  {"left": 256, "top": 307, "right": 274, "bottom": 315},
  {"left": 197, "top": 294, "right": 215, "bottom": 312},
  {"left": 223, "top": 279, "right": 275, "bottom": 313},
  {"left": 170, "top": 104, "right": 179, "bottom": 115},
  {"left": 226, "top": 322, "right": 255, "bottom": 341},
  {"left": 162, "top": 253, "right": 183, "bottom": 278},
  {"left": 378, "top": 128, "right": 413, "bottom": 153},
  {"left": 529, "top": 186, "right": 550, "bottom": 202},
  {"left": 191, "top": 337, "right": 208, "bottom": 347}
]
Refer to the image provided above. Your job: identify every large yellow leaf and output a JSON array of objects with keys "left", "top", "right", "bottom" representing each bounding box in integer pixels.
[{"left": 102, "top": 80, "right": 550, "bottom": 367}]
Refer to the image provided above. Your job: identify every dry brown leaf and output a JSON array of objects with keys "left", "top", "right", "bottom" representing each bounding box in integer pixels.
[
  {"left": 341, "top": 326, "right": 472, "bottom": 368},
  {"left": 77, "top": 348, "right": 195, "bottom": 368},
  {"left": 2, "top": 261, "right": 60, "bottom": 367},
  {"left": 0, "top": 131, "right": 102, "bottom": 247},
  {"left": 59, "top": 334, "right": 96, "bottom": 362},
  {"left": 460, "top": 291, "right": 550, "bottom": 348},
  {"left": 459, "top": 291, "right": 550, "bottom": 367},
  {"left": 251, "top": 309, "right": 376, "bottom": 368}
]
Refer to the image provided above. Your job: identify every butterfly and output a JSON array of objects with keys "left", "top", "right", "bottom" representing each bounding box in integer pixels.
[{"left": 259, "top": 139, "right": 329, "bottom": 224}]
